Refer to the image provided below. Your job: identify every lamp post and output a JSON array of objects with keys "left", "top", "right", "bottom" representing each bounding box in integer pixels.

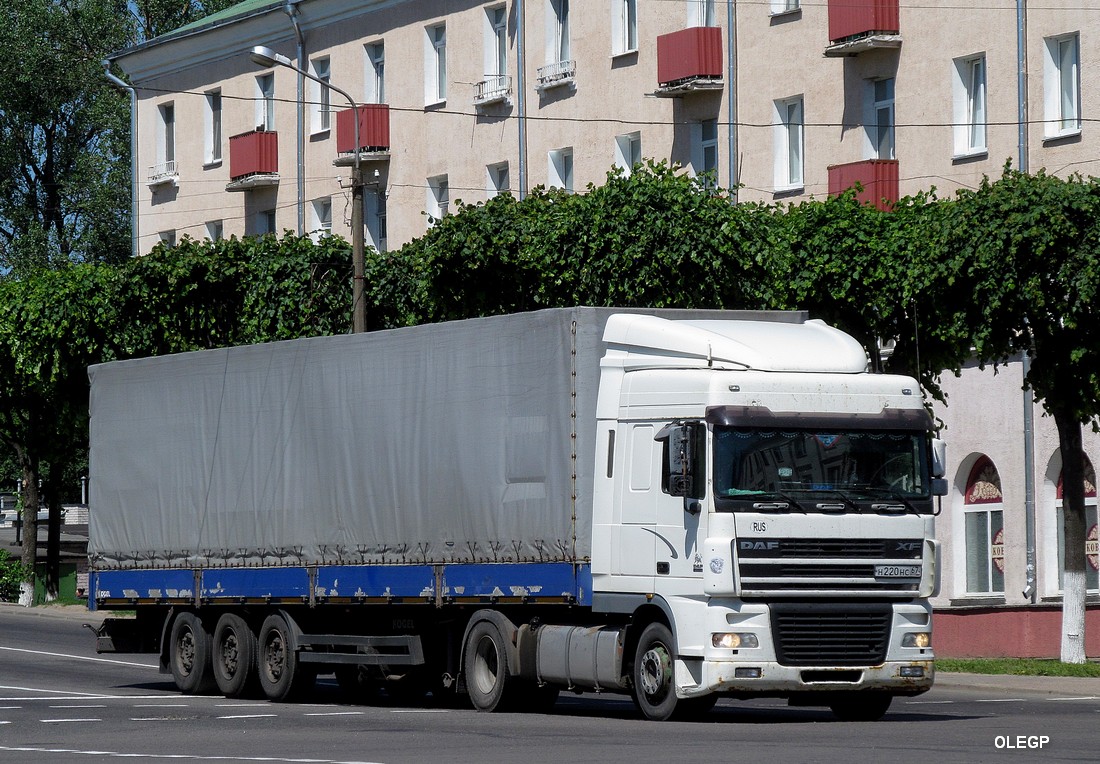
[{"left": 249, "top": 45, "right": 366, "bottom": 333}]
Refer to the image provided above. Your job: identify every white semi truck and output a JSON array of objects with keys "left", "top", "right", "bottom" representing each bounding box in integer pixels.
[{"left": 88, "top": 307, "right": 945, "bottom": 721}]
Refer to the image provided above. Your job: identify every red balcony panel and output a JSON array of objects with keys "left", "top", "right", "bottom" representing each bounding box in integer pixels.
[
  {"left": 828, "top": 159, "right": 899, "bottom": 211},
  {"left": 337, "top": 104, "right": 390, "bottom": 154},
  {"left": 228, "top": 130, "right": 278, "bottom": 180},
  {"left": 828, "top": 0, "right": 899, "bottom": 43},
  {"left": 657, "top": 26, "right": 722, "bottom": 87}
]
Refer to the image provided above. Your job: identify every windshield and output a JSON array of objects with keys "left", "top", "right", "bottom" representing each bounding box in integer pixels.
[{"left": 713, "top": 427, "right": 933, "bottom": 513}]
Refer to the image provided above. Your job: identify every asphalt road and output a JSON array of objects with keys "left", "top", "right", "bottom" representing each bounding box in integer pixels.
[{"left": 0, "top": 604, "right": 1097, "bottom": 764}]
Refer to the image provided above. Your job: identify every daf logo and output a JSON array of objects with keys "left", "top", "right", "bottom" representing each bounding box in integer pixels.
[
  {"left": 740, "top": 541, "right": 780, "bottom": 551},
  {"left": 895, "top": 541, "right": 921, "bottom": 552}
]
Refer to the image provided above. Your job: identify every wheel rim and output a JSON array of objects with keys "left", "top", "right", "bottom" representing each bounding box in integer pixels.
[
  {"left": 639, "top": 643, "right": 672, "bottom": 701},
  {"left": 220, "top": 633, "right": 240, "bottom": 676},
  {"left": 264, "top": 631, "right": 286, "bottom": 683},
  {"left": 471, "top": 635, "right": 499, "bottom": 696},
  {"left": 176, "top": 627, "right": 196, "bottom": 677}
]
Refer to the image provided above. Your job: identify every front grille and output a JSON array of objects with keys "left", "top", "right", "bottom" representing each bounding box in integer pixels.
[
  {"left": 737, "top": 538, "right": 923, "bottom": 559},
  {"left": 770, "top": 601, "right": 892, "bottom": 666}
]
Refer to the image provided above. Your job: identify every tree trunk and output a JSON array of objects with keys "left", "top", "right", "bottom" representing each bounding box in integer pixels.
[
  {"left": 1054, "top": 409, "right": 1087, "bottom": 663},
  {"left": 18, "top": 458, "right": 39, "bottom": 608}
]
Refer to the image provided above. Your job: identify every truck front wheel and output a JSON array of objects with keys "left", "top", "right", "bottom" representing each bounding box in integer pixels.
[
  {"left": 169, "top": 612, "right": 215, "bottom": 694},
  {"left": 212, "top": 613, "right": 257, "bottom": 698},
  {"left": 464, "top": 620, "right": 511, "bottom": 712},
  {"left": 631, "top": 622, "right": 678, "bottom": 721}
]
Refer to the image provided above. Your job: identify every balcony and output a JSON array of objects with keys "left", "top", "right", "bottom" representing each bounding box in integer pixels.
[
  {"left": 226, "top": 130, "right": 278, "bottom": 192},
  {"left": 474, "top": 74, "right": 512, "bottom": 107},
  {"left": 536, "top": 60, "right": 576, "bottom": 91},
  {"left": 655, "top": 27, "right": 723, "bottom": 97},
  {"left": 825, "top": 0, "right": 901, "bottom": 57},
  {"left": 334, "top": 104, "right": 390, "bottom": 166},
  {"left": 828, "top": 159, "right": 899, "bottom": 211},
  {"left": 147, "top": 160, "right": 178, "bottom": 189}
]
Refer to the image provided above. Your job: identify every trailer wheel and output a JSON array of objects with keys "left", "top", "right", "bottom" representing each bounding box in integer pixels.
[
  {"left": 829, "top": 692, "right": 892, "bottom": 721},
  {"left": 631, "top": 622, "right": 678, "bottom": 721},
  {"left": 169, "top": 612, "right": 215, "bottom": 694},
  {"left": 257, "top": 613, "right": 312, "bottom": 701},
  {"left": 464, "top": 620, "right": 511, "bottom": 712},
  {"left": 212, "top": 613, "right": 257, "bottom": 698}
]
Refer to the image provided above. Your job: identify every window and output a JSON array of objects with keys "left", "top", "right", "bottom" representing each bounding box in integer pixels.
[
  {"left": 1056, "top": 462, "right": 1100, "bottom": 592},
  {"left": 260, "top": 209, "right": 277, "bottom": 235},
  {"left": 365, "top": 43, "right": 385, "bottom": 104},
  {"left": 952, "top": 54, "right": 987, "bottom": 156},
  {"left": 774, "top": 96, "right": 804, "bottom": 190},
  {"left": 614, "top": 132, "right": 642, "bottom": 174},
  {"left": 366, "top": 189, "right": 387, "bottom": 252},
  {"left": 157, "top": 103, "right": 175, "bottom": 167},
  {"left": 692, "top": 118, "right": 719, "bottom": 189},
  {"left": 158, "top": 230, "right": 176, "bottom": 248},
  {"left": 549, "top": 0, "right": 570, "bottom": 64},
  {"left": 867, "top": 78, "right": 895, "bottom": 160},
  {"left": 311, "top": 197, "right": 332, "bottom": 241},
  {"left": 256, "top": 73, "right": 275, "bottom": 131},
  {"left": 613, "top": 0, "right": 638, "bottom": 55},
  {"left": 688, "top": 0, "right": 716, "bottom": 27},
  {"left": 1044, "top": 33, "right": 1080, "bottom": 137},
  {"left": 425, "top": 24, "right": 447, "bottom": 104},
  {"left": 963, "top": 457, "right": 1005, "bottom": 595},
  {"left": 206, "top": 220, "right": 223, "bottom": 241},
  {"left": 428, "top": 175, "right": 449, "bottom": 222},
  {"left": 204, "top": 90, "right": 222, "bottom": 164},
  {"left": 487, "top": 6, "right": 507, "bottom": 77},
  {"left": 548, "top": 147, "right": 574, "bottom": 192},
  {"left": 311, "top": 57, "right": 331, "bottom": 133},
  {"left": 487, "top": 162, "right": 510, "bottom": 196},
  {"left": 771, "top": 0, "right": 800, "bottom": 13}
]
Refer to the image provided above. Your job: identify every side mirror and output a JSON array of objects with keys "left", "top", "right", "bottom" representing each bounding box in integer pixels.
[
  {"left": 931, "top": 438, "right": 947, "bottom": 479},
  {"left": 931, "top": 478, "right": 949, "bottom": 497},
  {"left": 656, "top": 422, "right": 699, "bottom": 498}
]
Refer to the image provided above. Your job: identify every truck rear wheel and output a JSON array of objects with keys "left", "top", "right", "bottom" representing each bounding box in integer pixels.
[
  {"left": 257, "top": 613, "right": 312, "bottom": 701},
  {"left": 631, "top": 622, "right": 678, "bottom": 721},
  {"left": 169, "top": 612, "right": 215, "bottom": 694},
  {"left": 212, "top": 613, "right": 257, "bottom": 698},
  {"left": 829, "top": 692, "right": 892, "bottom": 721},
  {"left": 464, "top": 620, "right": 511, "bottom": 712}
]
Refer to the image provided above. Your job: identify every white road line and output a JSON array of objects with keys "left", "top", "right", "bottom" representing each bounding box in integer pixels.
[
  {"left": 216, "top": 713, "right": 278, "bottom": 720},
  {"left": 905, "top": 700, "right": 954, "bottom": 705},
  {"left": 0, "top": 684, "right": 111, "bottom": 696},
  {"left": 304, "top": 711, "right": 366, "bottom": 717},
  {"left": 975, "top": 698, "right": 1026, "bottom": 703},
  {"left": 136, "top": 704, "right": 190, "bottom": 708},
  {"left": 41, "top": 718, "right": 103, "bottom": 723},
  {"left": 1046, "top": 696, "right": 1100, "bottom": 701},
  {"left": 214, "top": 703, "right": 270, "bottom": 708},
  {"left": 0, "top": 645, "right": 158, "bottom": 669},
  {"left": 0, "top": 694, "right": 175, "bottom": 702},
  {"left": 388, "top": 709, "right": 450, "bottom": 714},
  {"left": 50, "top": 704, "right": 108, "bottom": 709},
  {"left": 0, "top": 747, "right": 387, "bottom": 763}
]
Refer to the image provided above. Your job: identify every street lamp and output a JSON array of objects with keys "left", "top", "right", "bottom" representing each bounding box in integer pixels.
[{"left": 249, "top": 45, "right": 367, "bottom": 333}]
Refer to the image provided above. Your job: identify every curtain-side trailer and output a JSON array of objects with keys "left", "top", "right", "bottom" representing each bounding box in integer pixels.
[{"left": 88, "top": 307, "right": 946, "bottom": 721}]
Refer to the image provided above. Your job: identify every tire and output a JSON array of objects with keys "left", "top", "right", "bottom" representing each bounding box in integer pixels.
[
  {"left": 829, "top": 692, "right": 893, "bottom": 721},
  {"left": 212, "top": 613, "right": 258, "bottom": 698},
  {"left": 631, "top": 622, "right": 679, "bottom": 721},
  {"left": 463, "top": 620, "right": 511, "bottom": 712},
  {"left": 169, "top": 612, "right": 215, "bottom": 694},
  {"left": 257, "top": 613, "right": 313, "bottom": 701}
]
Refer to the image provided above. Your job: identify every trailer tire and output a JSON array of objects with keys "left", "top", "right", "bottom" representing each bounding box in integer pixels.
[
  {"left": 464, "top": 620, "right": 512, "bottom": 712},
  {"left": 829, "top": 692, "right": 892, "bottom": 721},
  {"left": 212, "top": 613, "right": 258, "bottom": 698},
  {"left": 631, "top": 622, "right": 678, "bottom": 721},
  {"left": 257, "top": 613, "right": 312, "bottom": 701},
  {"left": 169, "top": 612, "right": 215, "bottom": 695}
]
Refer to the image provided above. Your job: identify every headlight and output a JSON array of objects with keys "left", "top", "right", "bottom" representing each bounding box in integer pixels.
[
  {"left": 712, "top": 632, "right": 759, "bottom": 649},
  {"left": 902, "top": 632, "right": 931, "bottom": 648}
]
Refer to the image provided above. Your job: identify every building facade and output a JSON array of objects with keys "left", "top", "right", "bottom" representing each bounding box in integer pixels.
[{"left": 110, "top": 0, "right": 1100, "bottom": 656}]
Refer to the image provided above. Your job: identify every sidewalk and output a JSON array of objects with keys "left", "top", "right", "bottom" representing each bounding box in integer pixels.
[{"left": 933, "top": 670, "right": 1100, "bottom": 696}]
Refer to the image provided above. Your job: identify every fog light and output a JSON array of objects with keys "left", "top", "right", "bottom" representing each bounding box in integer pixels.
[
  {"left": 900, "top": 666, "right": 925, "bottom": 678},
  {"left": 734, "top": 667, "right": 762, "bottom": 679},
  {"left": 902, "top": 632, "right": 931, "bottom": 648},
  {"left": 712, "top": 632, "right": 760, "bottom": 649}
]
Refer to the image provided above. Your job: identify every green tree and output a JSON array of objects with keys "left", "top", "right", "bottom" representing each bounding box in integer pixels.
[
  {"left": 936, "top": 168, "right": 1100, "bottom": 663},
  {"left": 127, "top": 1, "right": 243, "bottom": 42}
]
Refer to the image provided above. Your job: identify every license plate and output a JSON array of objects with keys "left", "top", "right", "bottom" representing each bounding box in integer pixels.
[{"left": 874, "top": 565, "right": 921, "bottom": 578}]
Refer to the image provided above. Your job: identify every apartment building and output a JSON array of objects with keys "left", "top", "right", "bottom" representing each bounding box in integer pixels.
[{"left": 110, "top": 0, "right": 1100, "bottom": 656}]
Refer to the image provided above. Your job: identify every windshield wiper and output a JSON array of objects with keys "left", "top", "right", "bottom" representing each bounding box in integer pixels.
[
  {"left": 805, "top": 488, "right": 862, "bottom": 513},
  {"left": 862, "top": 488, "right": 920, "bottom": 515}
]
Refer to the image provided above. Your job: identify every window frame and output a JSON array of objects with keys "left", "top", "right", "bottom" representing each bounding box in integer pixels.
[
  {"left": 612, "top": 0, "right": 638, "bottom": 56},
  {"left": 311, "top": 197, "right": 333, "bottom": 242},
  {"left": 365, "top": 42, "right": 385, "bottom": 105},
  {"left": 425, "top": 24, "right": 448, "bottom": 105},
  {"left": 204, "top": 89, "right": 222, "bottom": 165},
  {"left": 548, "top": 147, "right": 574, "bottom": 192},
  {"left": 1043, "top": 32, "right": 1081, "bottom": 139},
  {"left": 962, "top": 457, "right": 1006, "bottom": 596},
  {"left": 773, "top": 95, "right": 804, "bottom": 191},
  {"left": 427, "top": 174, "right": 450, "bottom": 223},
  {"left": 952, "top": 54, "right": 987, "bottom": 157},
  {"left": 487, "top": 161, "right": 511, "bottom": 196},
  {"left": 614, "top": 132, "right": 642, "bottom": 175},
  {"left": 310, "top": 56, "right": 332, "bottom": 134},
  {"left": 865, "top": 77, "right": 895, "bottom": 160},
  {"left": 256, "top": 73, "right": 275, "bottom": 131}
]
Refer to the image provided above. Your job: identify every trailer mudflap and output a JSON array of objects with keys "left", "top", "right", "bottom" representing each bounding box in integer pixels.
[{"left": 85, "top": 617, "right": 149, "bottom": 654}]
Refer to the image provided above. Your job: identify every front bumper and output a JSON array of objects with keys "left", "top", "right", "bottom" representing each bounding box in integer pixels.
[{"left": 689, "top": 658, "right": 934, "bottom": 698}]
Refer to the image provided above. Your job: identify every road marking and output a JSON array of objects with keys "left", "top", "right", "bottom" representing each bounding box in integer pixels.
[
  {"left": 975, "top": 698, "right": 1026, "bottom": 703},
  {"left": 0, "top": 645, "right": 158, "bottom": 669},
  {"left": 41, "top": 718, "right": 102, "bottom": 723},
  {"left": 50, "top": 704, "right": 108, "bottom": 708},
  {"left": 0, "top": 694, "right": 174, "bottom": 702},
  {"left": 214, "top": 702, "right": 270, "bottom": 708},
  {"left": 1046, "top": 696, "right": 1100, "bottom": 701},
  {"left": 216, "top": 713, "right": 278, "bottom": 720},
  {"left": 136, "top": 704, "right": 190, "bottom": 708},
  {"left": 304, "top": 711, "right": 366, "bottom": 717},
  {"left": 0, "top": 747, "right": 387, "bottom": 763},
  {"left": 388, "top": 709, "right": 450, "bottom": 714},
  {"left": 0, "top": 684, "right": 111, "bottom": 697}
]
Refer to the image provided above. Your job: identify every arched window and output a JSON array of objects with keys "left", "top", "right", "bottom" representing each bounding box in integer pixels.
[
  {"left": 1056, "top": 460, "right": 1099, "bottom": 592},
  {"left": 964, "top": 456, "right": 1004, "bottom": 594}
]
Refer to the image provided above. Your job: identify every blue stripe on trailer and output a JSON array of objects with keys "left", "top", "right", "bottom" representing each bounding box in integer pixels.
[
  {"left": 314, "top": 565, "right": 435, "bottom": 599},
  {"left": 440, "top": 562, "right": 590, "bottom": 603},
  {"left": 91, "top": 568, "right": 196, "bottom": 604},
  {"left": 200, "top": 567, "right": 311, "bottom": 600}
]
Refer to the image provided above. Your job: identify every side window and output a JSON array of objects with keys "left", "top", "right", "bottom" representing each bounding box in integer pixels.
[{"left": 659, "top": 421, "right": 705, "bottom": 499}]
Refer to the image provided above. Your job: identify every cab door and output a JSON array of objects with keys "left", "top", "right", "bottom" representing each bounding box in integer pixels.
[
  {"left": 654, "top": 421, "right": 705, "bottom": 580},
  {"left": 612, "top": 422, "right": 658, "bottom": 581}
]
